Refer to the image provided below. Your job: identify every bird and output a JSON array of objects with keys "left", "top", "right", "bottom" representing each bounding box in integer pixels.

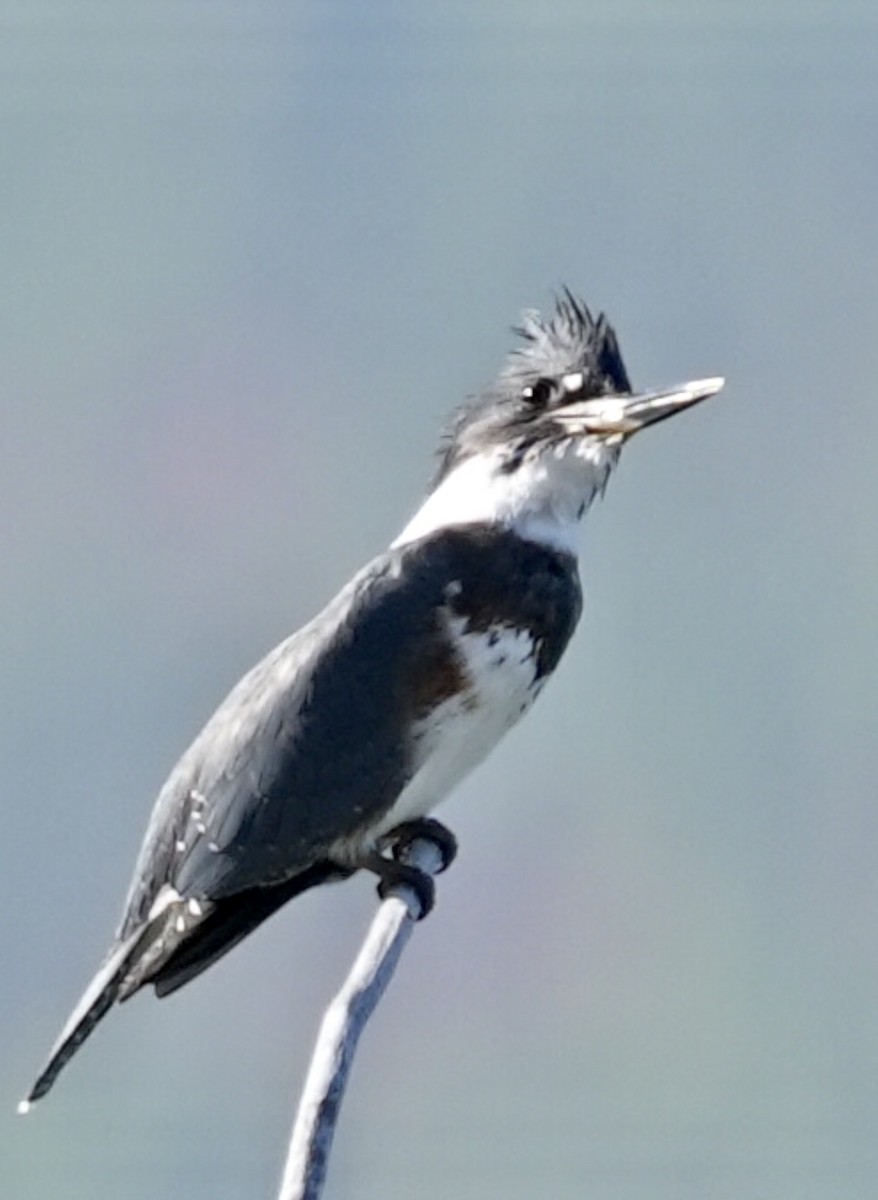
[{"left": 20, "top": 292, "right": 723, "bottom": 1111}]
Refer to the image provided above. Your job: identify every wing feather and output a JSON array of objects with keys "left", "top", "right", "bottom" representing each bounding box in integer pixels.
[{"left": 119, "top": 544, "right": 447, "bottom": 932}]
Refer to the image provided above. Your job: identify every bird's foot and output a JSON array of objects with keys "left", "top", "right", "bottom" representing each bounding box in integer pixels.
[
  {"left": 361, "top": 819, "right": 457, "bottom": 918},
  {"left": 386, "top": 818, "right": 458, "bottom": 873},
  {"left": 364, "top": 853, "right": 436, "bottom": 919}
]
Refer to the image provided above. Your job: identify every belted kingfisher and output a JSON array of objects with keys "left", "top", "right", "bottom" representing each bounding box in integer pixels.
[{"left": 21, "top": 292, "right": 722, "bottom": 1109}]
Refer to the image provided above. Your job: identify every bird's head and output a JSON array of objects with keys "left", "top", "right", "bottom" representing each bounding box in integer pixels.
[{"left": 395, "top": 292, "right": 723, "bottom": 553}]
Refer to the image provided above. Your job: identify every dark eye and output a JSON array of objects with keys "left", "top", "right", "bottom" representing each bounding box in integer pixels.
[{"left": 521, "top": 377, "right": 554, "bottom": 407}]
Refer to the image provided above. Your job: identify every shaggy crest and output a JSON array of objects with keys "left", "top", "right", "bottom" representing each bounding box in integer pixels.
[{"left": 503, "top": 289, "right": 632, "bottom": 396}]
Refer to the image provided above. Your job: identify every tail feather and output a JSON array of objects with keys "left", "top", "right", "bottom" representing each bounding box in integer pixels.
[
  {"left": 19, "top": 866, "right": 346, "bottom": 1110},
  {"left": 152, "top": 863, "right": 344, "bottom": 998},
  {"left": 19, "top": 925, "right": 154, "bottom": 1111}
]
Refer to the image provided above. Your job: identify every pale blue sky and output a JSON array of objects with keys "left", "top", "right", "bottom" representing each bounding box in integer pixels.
[{"left": 4, "top": 5, "right": 878, "bottom": 1198}]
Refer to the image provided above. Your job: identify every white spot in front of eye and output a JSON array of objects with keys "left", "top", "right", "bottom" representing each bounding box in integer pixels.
[{"left": 562, "top": 372, "right": 583, "bottom": 392}]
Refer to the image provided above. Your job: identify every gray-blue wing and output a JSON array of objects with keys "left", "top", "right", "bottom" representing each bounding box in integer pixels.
[{"left": 118, "top": 543, "right": 451, "bottom": 935}]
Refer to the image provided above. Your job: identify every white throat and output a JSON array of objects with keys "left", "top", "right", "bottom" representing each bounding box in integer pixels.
[{"left": 393, "top": 440, "right": 618, "bottom": 554}]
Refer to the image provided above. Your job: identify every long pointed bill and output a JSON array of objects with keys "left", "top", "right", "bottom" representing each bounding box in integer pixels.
[{"left": 556, "top": 376, "right": 725, "bottom": 437}]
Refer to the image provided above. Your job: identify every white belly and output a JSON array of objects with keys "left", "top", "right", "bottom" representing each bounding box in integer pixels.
[{"left": 370, "top": 618, "right": 544, "bottom": 839}]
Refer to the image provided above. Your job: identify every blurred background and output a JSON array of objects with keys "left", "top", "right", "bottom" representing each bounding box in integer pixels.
[{"left": 3, "top": 2, "right": 877, "bottom": 1197}]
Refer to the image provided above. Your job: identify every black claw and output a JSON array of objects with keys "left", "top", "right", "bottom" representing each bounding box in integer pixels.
[
  {"left": 375, "top": 860, "right": 435, "bottom": 919},
  {"left": 388, "top": 818, "right": 458, "bottom": 873}
]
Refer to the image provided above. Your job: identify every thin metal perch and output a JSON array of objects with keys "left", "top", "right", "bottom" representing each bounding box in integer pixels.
[{"left": 277, "top": 837, "right": 446, "bottom": 1200}]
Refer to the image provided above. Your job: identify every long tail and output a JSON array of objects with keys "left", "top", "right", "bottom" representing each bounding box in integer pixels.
[
  {"left": 18, "top": 924, "right": 155, "bottom": 1112},
  {"left": 19, "top": 865, "right": 346, "bottom": 1109}
]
